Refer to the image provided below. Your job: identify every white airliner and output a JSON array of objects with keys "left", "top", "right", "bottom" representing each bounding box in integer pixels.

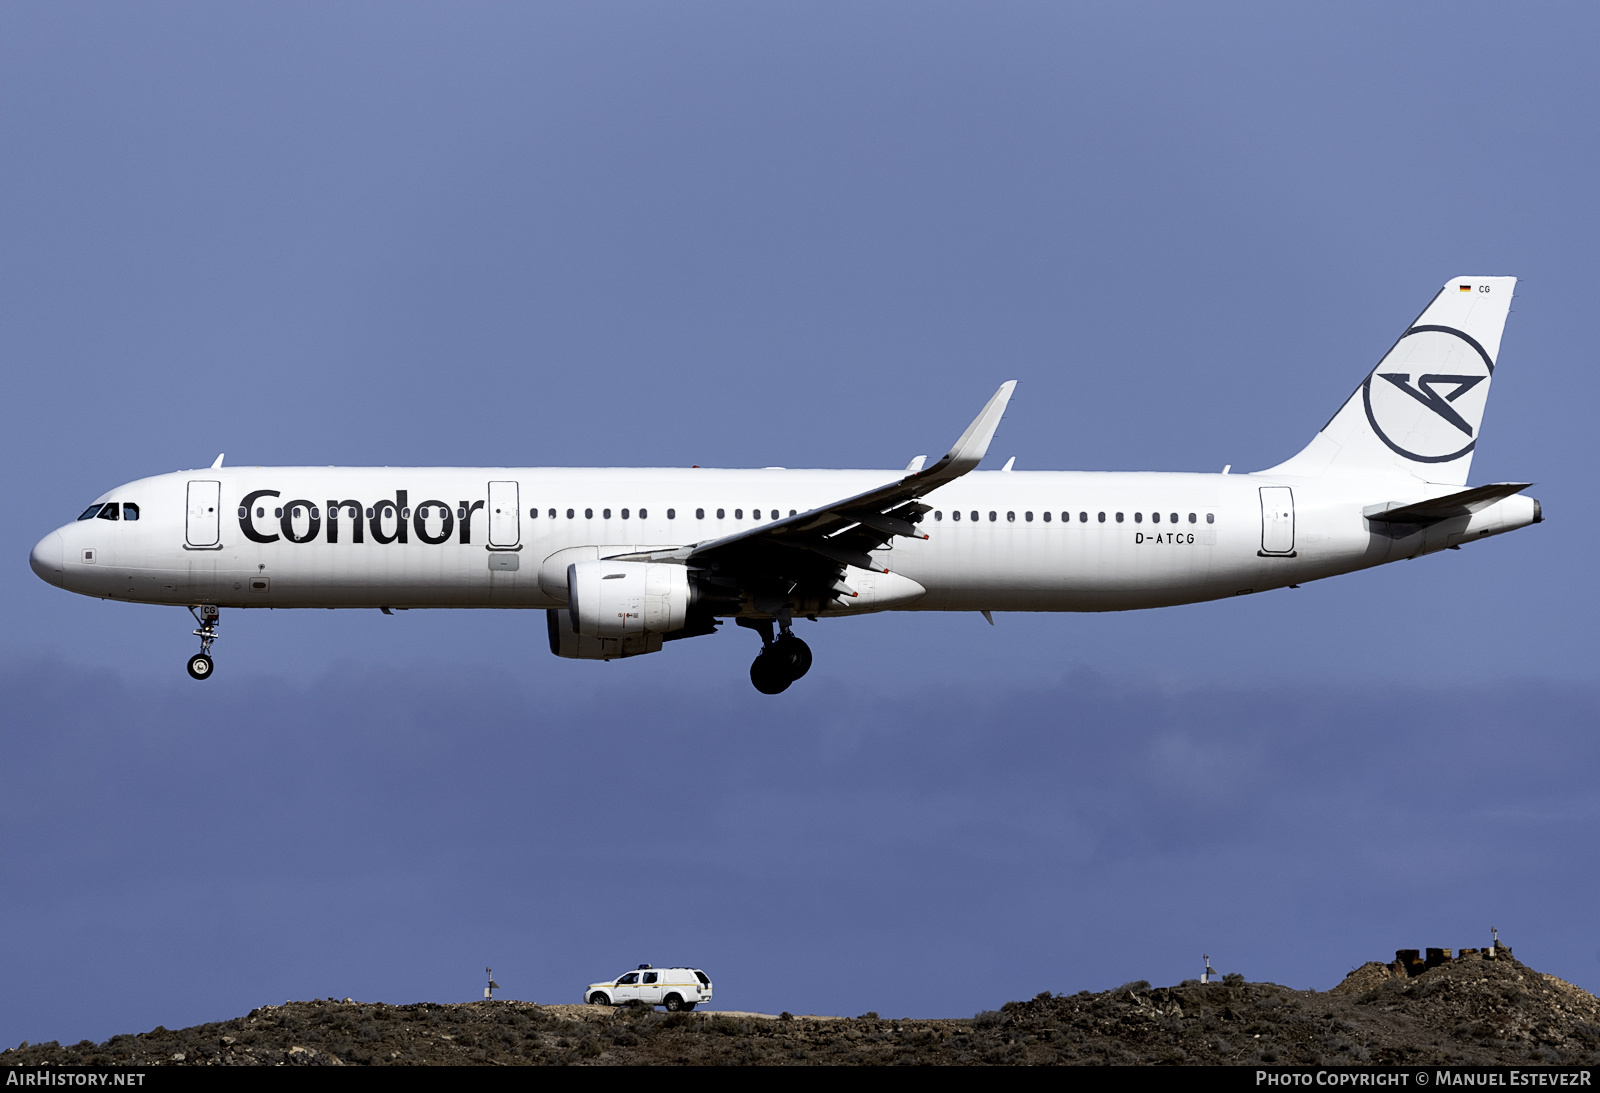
[{"left": 30, "top": 277, "right": 1539, "bottom": 692}]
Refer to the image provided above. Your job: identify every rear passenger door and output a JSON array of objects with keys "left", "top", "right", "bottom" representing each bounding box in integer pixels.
[
  {"left": 1259, "top": 486, "right": 1295, "bottom": 556},
  {"left": 638, "top": 971, "right": 664, "bottom": 1006}
]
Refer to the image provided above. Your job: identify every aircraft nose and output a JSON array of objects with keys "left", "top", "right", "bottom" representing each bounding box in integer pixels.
[{"left": 30, "top": 531, "right": 65, "bottom": 588}]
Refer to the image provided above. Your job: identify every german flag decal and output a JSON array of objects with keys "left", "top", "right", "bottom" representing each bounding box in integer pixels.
[{"left": 1460, "top": 284, "right": 1472, "bottom": 292}]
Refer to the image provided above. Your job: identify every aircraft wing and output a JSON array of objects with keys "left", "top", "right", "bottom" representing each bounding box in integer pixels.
[{"left": 612, "top": 381, "right": 1015, "bottom": 594}]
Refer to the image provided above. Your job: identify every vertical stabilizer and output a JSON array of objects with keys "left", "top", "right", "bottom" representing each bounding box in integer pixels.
[{"left": 1261, "top": 277, "right": 1515, "bottom": 485}]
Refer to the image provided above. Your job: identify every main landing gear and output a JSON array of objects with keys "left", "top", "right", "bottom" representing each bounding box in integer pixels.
[
  {"left": 739, "top": 616, "right": 812, "bottom": 695},
  {"left": 187, "top": 604, "right": 219, "bottom": 680}
]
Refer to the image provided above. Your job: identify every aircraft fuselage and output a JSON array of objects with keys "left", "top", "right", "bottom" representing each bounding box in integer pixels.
[{"left": 32, "top": 465, "right": 1537, "bottom": 614}]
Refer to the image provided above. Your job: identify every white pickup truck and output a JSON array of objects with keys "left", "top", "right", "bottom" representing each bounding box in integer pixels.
[{"left": 585, "top": 966, "right": 713, "bottom": 1012}]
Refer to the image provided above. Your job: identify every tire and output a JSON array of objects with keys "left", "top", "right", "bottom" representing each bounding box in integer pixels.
[
  {"left": 664, "top": 994, "right": 685, "bottom": 1012},
  {"left": 776, "top": 635, "right": 812, "bottom": 680},
  {"left": 749, "top": 653, "right": 791, "bottom": 694},
  {"left": 186, "top": 653, "right": 213, "bottom": 680},
  {"left": 589, "top": 993, "right": 610, "bottom": 1007}
]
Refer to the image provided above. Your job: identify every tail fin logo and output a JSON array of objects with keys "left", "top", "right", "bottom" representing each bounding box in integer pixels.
[
  {"left": 1361, "top": 324, "right": 1494, "bottom": 464},
  {"left": 1375, "top": 373, "right": 1484, "bottom": 437}
]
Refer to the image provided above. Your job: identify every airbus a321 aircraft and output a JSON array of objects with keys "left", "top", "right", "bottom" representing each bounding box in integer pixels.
[{"left": 30, "top": 277, "right": 1539, "bottom": 693}]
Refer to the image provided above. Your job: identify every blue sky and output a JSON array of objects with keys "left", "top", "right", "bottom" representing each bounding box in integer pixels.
[{"left": 2, "top": 2, "right": 1596, "bottom": 1046}]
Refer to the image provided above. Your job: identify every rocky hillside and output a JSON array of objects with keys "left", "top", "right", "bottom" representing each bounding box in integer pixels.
[{"left": 5, "top": 952, "right": 1597, "bottom": 1066}]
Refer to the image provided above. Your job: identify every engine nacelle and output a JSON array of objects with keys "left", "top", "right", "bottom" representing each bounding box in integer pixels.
[
  {"left": 569, "top": 560, "right": 690, "bottom": 637},
  {"left": 547, "top": 560, "right": 691, "bottom": 659}
]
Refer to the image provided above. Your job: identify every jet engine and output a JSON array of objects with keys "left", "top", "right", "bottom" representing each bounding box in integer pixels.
[{"left": 547, "top": 560, "right": 691, "bottom": 660}]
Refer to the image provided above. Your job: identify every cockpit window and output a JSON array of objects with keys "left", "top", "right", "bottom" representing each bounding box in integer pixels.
[
  {"left": 123, "top": 503, "right": 140, "bottom": 521},
  {"left": 78, "top": 505, "right": 105, "bottom": 521},
  {"left": 96, "top": 503, "right": 119, "bottom": 521}
]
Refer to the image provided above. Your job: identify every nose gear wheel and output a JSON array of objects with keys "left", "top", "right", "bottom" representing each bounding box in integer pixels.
[{"left": 186, "top": 605, "right": 219, "bottom": 681}]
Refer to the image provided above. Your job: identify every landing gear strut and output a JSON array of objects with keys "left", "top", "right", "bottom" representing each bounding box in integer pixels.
[
  {"left": 739, "top": 615, "right": 812, "bottom": 695},
  {"left": 187, "top": 604, "right": 219, "bottom": 680}
]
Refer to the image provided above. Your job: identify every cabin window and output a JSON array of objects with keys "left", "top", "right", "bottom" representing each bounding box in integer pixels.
[
  {"left": 1115, "top": 512, "right": 1124, "bottom": 523},
  {"left": 1206, "top": 513, "right": 1215, "bottom": 524},
  {"left": 951, "top": 510, "right": 960, "bottom": 521},
  {"left": 1006, "top": 511, "right": 1015, "bottom": 522},
  {"left": 1170, "top": 513, "right": 1179, "bottom": 524},
  {"left": 566, "top": 509, "right": 575, "bottom": 519},
  {"left": 696, "top": 508, "right": 704, "bottom": 519},
  {"left": 620, "top": 508, "right": 629, "bottom": 519},
  {"left": 529, "top": 507, "right": 539, "bottom": 519},
  {"left": 1080, "top": 512, "right": 1088, "bottom": 523},
  {"left": 585, "top": 508, "right": 594, "bottom": 519},
  {"left": 789, "top": 509, "right": 797, "bottom": 516},
  {"left": 638, "top": 508, "right": 648, "bottom": 519},
  {"left": 602, "top": 508, "right": 611, "bottom": 519},
  {"left": 716, "top": 508, "right": 725, "bottom": 519},
  {"left": 1134, "top": 512, "right": 1142, "bottom": 523},
  {"left": 987, "top": 511, "right": 995, "bottom": 522},
  {"left": 1042, "top": 511, "right": 1050, "bottom": 522},
  {"left": 734, "top": 509, "right": 743, "bottom": 519},
  {"left": 1188, "top": 512, "right": 1196, "bottom": 523},
  {"left": 664, "top": 508, "right": 672, "bottom": 519},
  {"left": 934, "top": 511, "right": 943, "bottom": 521}
]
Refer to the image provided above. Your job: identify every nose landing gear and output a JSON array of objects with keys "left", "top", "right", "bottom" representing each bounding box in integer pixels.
[
  {"left": 187, "top": 605, "right": 219, "bottom": 680},
  {"left": 739, "top": 615, "right": 812, "bottom": 695}
]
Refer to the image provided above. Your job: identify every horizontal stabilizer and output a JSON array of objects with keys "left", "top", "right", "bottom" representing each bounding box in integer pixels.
[{"left": 1364, "top": 482, "right": 1532, "bottom": 524}]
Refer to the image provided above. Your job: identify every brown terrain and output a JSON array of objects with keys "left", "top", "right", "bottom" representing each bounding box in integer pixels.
[{"left": 5, "top": 950, "right": 1598, "bottom": 1066}]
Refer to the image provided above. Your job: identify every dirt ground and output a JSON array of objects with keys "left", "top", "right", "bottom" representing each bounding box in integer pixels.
[{"left": 5, "top": 952, "right": 1597, "bottom": 1066}]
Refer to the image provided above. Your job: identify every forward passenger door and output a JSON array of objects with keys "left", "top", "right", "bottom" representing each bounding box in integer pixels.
[
  {"left": 186, "top": 481, "right": 220, "bottom": 547},
  {"left": 488, "top": 481, "right": 520, "bottom": 548}
]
